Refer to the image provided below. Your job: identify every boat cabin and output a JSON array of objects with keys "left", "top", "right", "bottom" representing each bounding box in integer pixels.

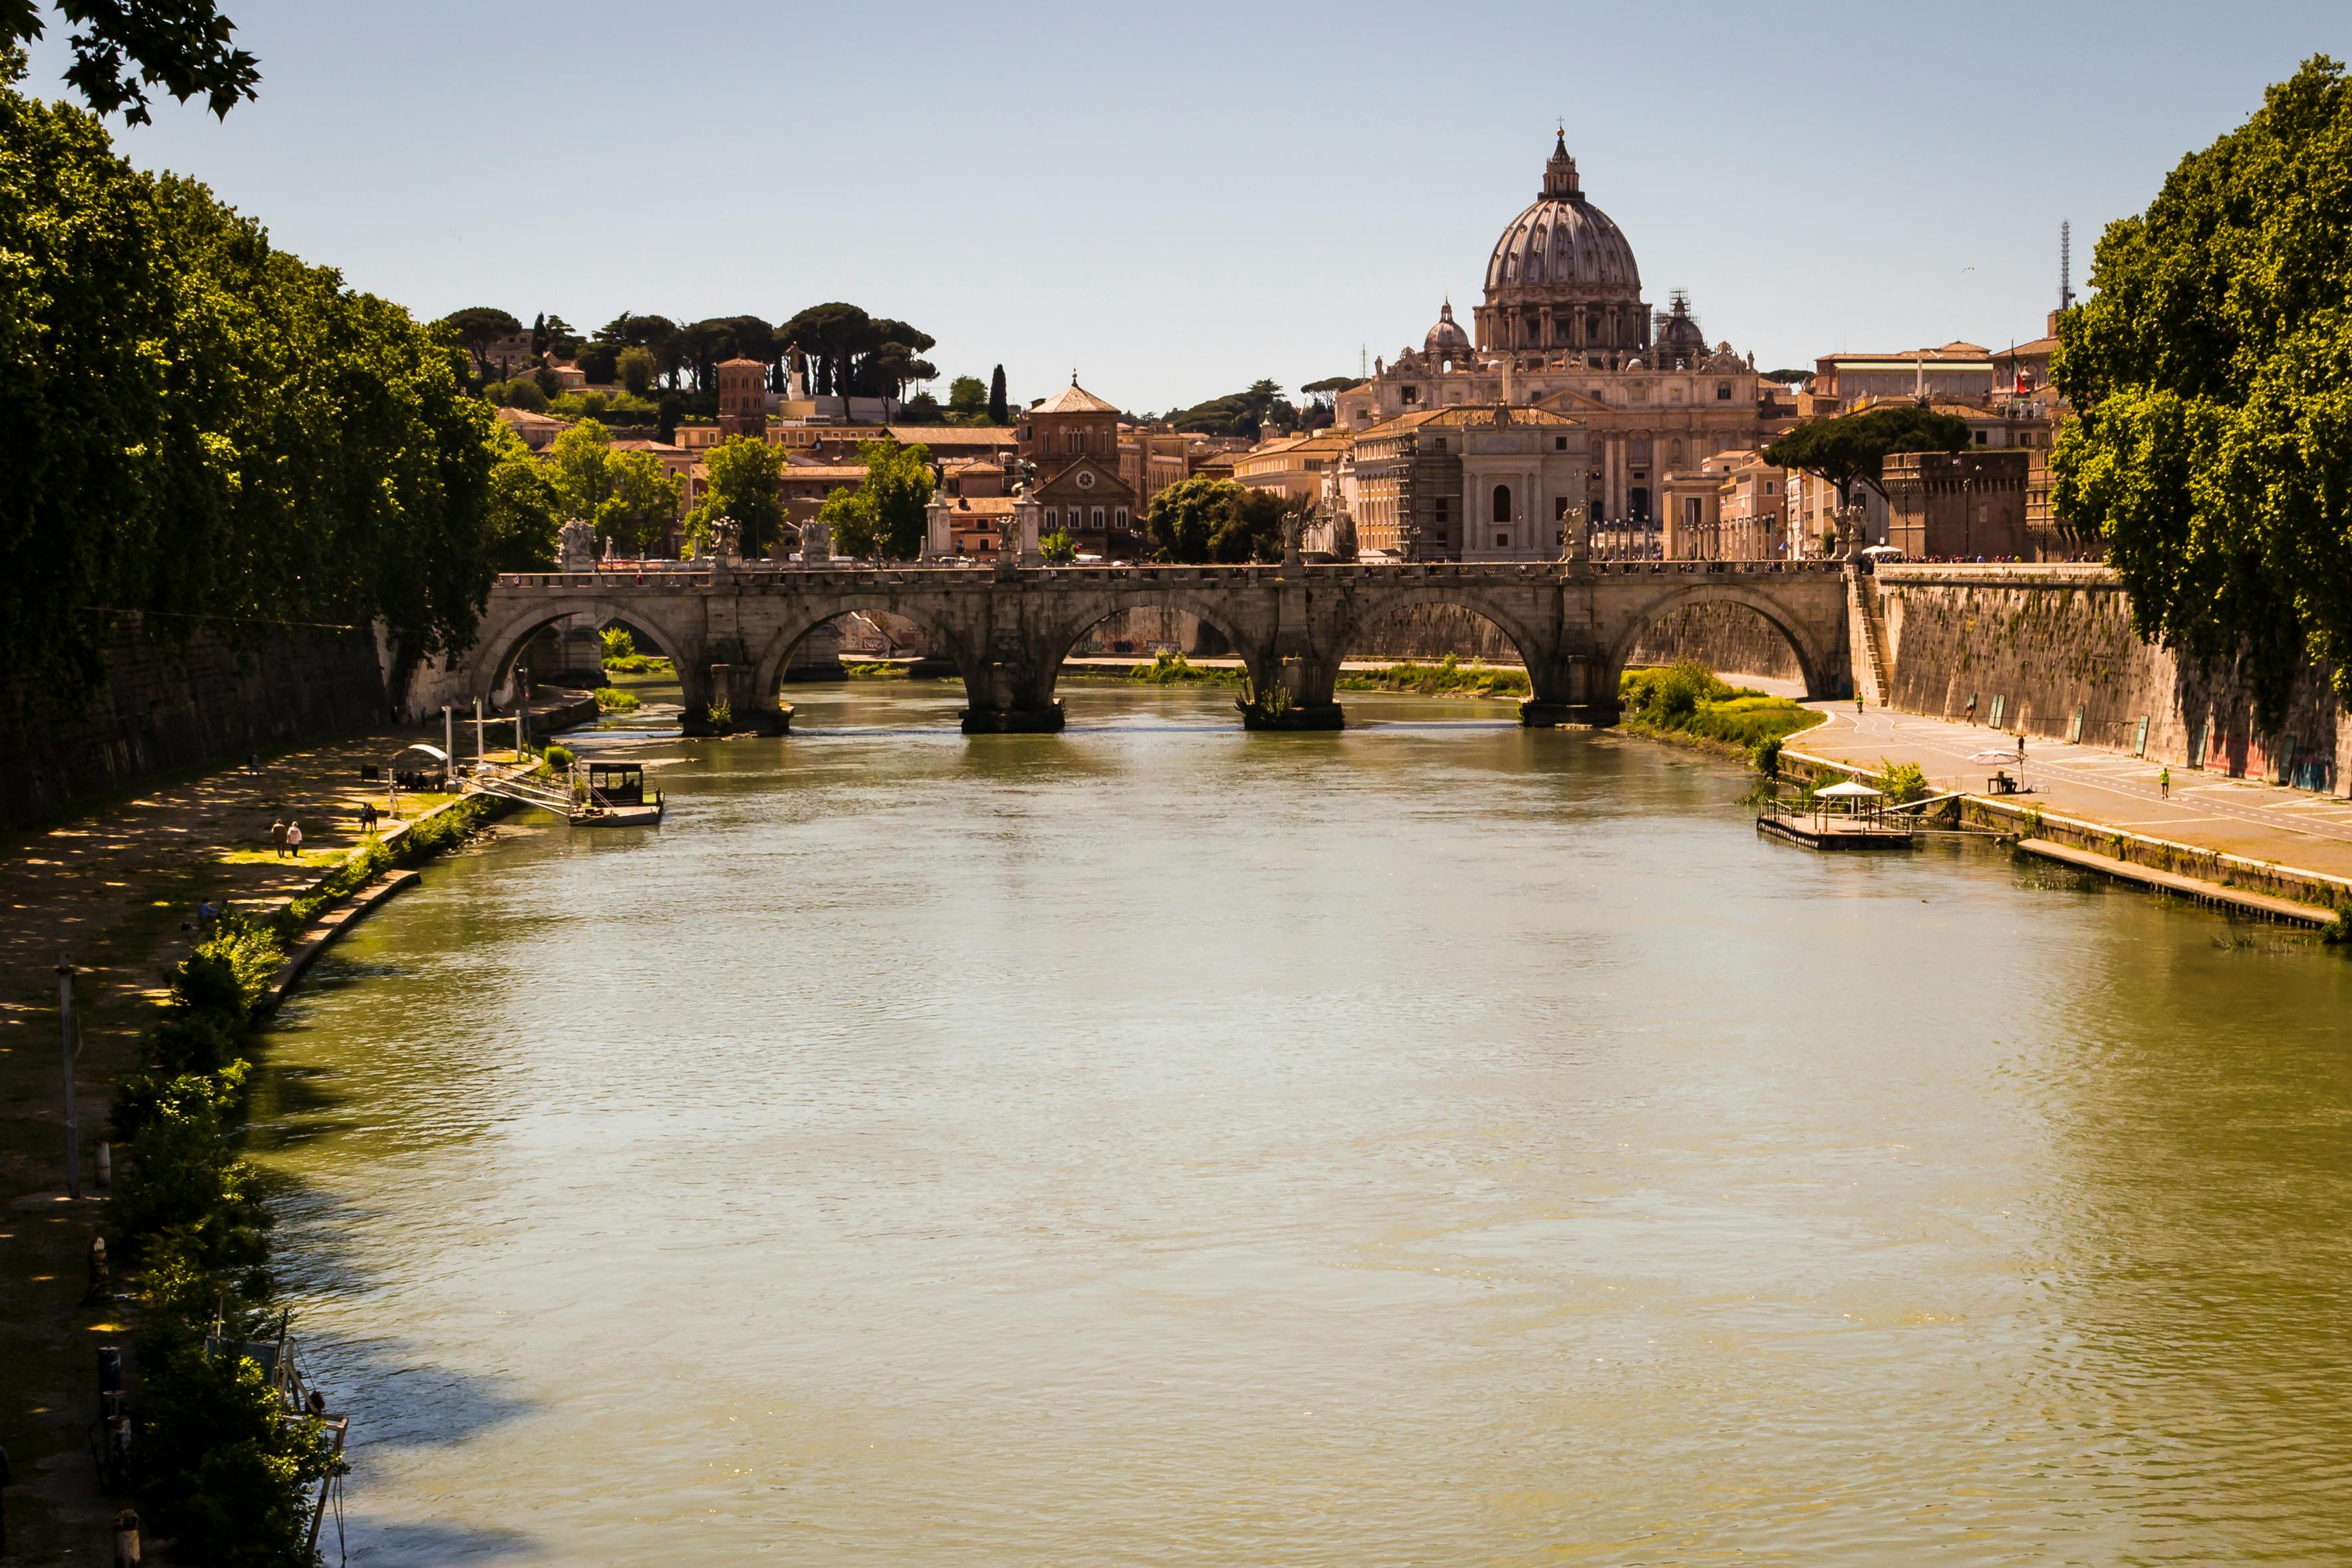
[{"left": 587, "top": 762, "right": 648, "bottom": 806}]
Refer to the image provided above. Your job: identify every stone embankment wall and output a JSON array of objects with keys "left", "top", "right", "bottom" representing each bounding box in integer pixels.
[
  {"left": 1624, "top": 603, "right": 1806, "bottom": 682},
  {"left": 1873, "top": 564, "right": 2347, "bottom": 793},
  {"left": 1, "top": 618, "right": 388, "bottom": 829}
]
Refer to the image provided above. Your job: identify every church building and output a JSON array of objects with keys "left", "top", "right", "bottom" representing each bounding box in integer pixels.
[
  {"left": 1335, "top": 134, "right": 1771, "bottom": 530},
  {"left": 1017, "top": 378, "right": 1138, "bottom": 551}
]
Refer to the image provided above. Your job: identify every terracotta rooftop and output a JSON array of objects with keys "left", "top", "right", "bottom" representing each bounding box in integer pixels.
[{"left": 1029, "top": 380, "right": 1121, "bottom": 416}]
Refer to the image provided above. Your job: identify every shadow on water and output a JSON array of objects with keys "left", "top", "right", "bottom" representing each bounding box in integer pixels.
[{"left": 340, "top": 1518, "right": 542, "bottom": 1564}]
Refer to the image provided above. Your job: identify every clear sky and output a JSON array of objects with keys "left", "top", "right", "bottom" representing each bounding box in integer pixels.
[{"left": 19, "top": 1, "right": 2351, "bottom": 412}]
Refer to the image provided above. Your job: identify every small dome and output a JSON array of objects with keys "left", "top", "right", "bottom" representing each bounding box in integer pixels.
[
  {"left": 1655, "top": 293, "right": 1707, "bottom": 363},
  {"left": 1424, "top": 301, "right": 1472, "bottom": 358}
]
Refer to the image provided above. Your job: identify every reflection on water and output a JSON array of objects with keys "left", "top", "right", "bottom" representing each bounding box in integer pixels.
[{"left": 251, "top": 682, "right": 2352, "bottom": 1565}]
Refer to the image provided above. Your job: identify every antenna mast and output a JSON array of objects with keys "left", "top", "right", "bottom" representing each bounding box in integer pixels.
[{"left": 2059, "top": 220, "right": 2074, "bottom": 313}]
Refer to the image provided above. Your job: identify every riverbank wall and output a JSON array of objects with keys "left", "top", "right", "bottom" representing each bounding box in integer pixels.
[
  {"left": 1871, "top": 565, "right": 2348, "bottom": 795},
  {"left": 0, "top": 617, "right": 388, "bottom": 830}
]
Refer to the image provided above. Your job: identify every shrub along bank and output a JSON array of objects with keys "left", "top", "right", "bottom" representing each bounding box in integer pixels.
[
  {"left": 1619, "top": 662, "right": 1824, "bottom": 770},
  {"left": 1337, "top": 656, "right": 1531, "bottom": 698},
  {"left": 108, "top": 787, "right": 510, "bottom": 1565}
]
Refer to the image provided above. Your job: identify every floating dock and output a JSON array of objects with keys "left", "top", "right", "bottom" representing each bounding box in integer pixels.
[{"left": 1756, "top": 814, "right": 1916, "bottom": 851}]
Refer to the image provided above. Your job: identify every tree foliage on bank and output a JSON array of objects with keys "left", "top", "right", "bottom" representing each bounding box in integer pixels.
[
  {"left": 1763, "top": 404, "right": 1971, "bottom": 504},
  {"left": 1144, "top": 476, "right": 1293, "bottom": 565},
  {"left": 688, "top": 434, "right": 785, "bottom": 557},
  {"left": 821, "top": 440, "right": 934, "bottom": 561},
  {"left": 2052, "top": 56, "right": 2352, "bottom": 722},
  {"left": 0, "top": 58, "right": 504, "bottom": 696}
]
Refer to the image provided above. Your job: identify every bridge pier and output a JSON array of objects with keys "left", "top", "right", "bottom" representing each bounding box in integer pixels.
[{"left": 1519, "top": 654, "right": 1619, "bottom": 727}]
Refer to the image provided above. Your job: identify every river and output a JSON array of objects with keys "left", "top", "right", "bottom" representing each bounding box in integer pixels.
[{"left": 251, "top": 681, "right": 2352, "bottom": 1565}]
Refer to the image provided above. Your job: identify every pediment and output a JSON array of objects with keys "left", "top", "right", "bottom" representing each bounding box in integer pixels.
[{"left": 1037, "top": 457, "right": 1134, "bottom": 503}]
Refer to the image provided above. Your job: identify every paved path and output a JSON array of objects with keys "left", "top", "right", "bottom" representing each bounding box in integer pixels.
[{"left": 1795, "top": 703, "right": 2352, "bottom": 883}]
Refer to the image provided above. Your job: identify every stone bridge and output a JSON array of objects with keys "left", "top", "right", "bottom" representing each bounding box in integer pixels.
[{"left": 432, "top": 559, "right": 1853, "bottom": 733}]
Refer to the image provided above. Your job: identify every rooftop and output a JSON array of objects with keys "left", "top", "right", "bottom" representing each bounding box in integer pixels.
[{"left": 1029, "top": 380, "right": 1121, "bottom": 416}]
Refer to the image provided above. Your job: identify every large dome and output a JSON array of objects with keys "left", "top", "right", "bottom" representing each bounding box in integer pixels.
[{"left": 1483, "top": 136, "right": 1640, "bottom": 295}]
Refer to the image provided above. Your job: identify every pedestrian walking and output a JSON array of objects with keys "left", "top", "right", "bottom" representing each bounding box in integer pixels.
[
  {"left": 269, "top": 817, "right": 287, "bottom": 857},
  {"left": 285, "top": 820, "right": 303, "bottom": 858},
  {"left": 247, "top": 751, "right": 259, "bottom": 775},
  {"left": 2159, "top": 765, "right": 2171, "bottom": 798},
  {"left": 358, "top": 801, "right": 378, "bottom": 835}
]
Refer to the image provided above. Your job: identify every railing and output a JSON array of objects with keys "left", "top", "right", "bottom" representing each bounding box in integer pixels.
[{"left": 497, "top": 557, "right": 1845, "bottom": 588}]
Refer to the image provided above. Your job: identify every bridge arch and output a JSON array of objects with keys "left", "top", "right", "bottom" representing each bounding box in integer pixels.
[
  {"left": 1606, "top": 582, "right": 1840, "bottom": 698},
  {"left": 749, "top": 593, "right": 976, "bottom": 698},
  {"left": 1036, "top": 585, "right": 1277, "bottom": 699},
  {"left": 465, "top": 595, "right": 700, "bottom": 700},
  {"left": 1327, "top": 585, "right": 1553, "bottom": 676}
]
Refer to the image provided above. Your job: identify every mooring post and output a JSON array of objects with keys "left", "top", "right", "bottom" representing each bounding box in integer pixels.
[
  {"left": 57, "top": 956, "right": 79, "bottom": 1200},
  {"left": 443, "top": 706, "right": 456, "bottom": 788}
]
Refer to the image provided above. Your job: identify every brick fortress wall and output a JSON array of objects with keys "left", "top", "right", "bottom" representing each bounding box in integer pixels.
[{"left": 1, "top": 618, "right": 388, "bottom": 829}]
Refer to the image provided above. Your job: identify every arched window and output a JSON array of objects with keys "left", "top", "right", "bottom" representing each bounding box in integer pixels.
[{"left": 1492, "top": 483, "right": 1512, "bottom": 523}]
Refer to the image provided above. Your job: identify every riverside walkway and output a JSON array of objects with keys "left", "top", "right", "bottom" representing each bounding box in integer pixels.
[{"left": 1794, "top": 702, "right": 2352, "bottom": 887}]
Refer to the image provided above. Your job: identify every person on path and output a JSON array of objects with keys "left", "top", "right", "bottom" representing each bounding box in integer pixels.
[
  {"left": 285, "top": 820, "right": 303, "bottom": 858},
  {"left": 269, "top": 817, "right": 287, "bottom": 857},
  {"left": 359, "top": 801, "right": 378, "bottom": 835},
  {"left": 2160, "top": 766, "right": 2171, "bottom": 799}
]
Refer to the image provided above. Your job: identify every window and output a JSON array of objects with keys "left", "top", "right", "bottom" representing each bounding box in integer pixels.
[
  {"left": 1065, "top": 432, "right": 1081, "bottom": 453},
  {"left": 1434, "top": 437, "right": 1448, "bottom": 453},
  {"left": 1402, "top": 386, "right": 1420, "bottom": 404},
  {"left": 1434, "top": 497, "right": 1450, "bottom": 521},
  {"left": 1091, "top": 507, "right": 1106, "bottom": 530},
  {"left": 1492, "top": 484, "right": 1511, "bottom": 523},
  {"left": 1077, "top": 469, "right": 1095, "bottom": 489},
  {"left": 1717, "top": 382, "right": 1732, "bottom": 401},
  {"left": 1496, "top": 532, "right": 1510, "bottom": 549},
  {"left": 1974, "top": 430, "right": 1988, "bottom": 444},
  {"left": 1114, "top": 507, "right": 1128, "bottom": 529},
  {"left": 1555, "top": 436, "right": 1569, "bottom": 450},
  {"left": 1044, "top": 508, "right": 1058, "bottom": 528}
]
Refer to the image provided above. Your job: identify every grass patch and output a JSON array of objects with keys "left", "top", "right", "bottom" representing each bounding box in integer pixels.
[
  {"left": 1619, "top": 662, "right": 1824, "bottom": 768},
  {"left": 594, "top": 686, "right": 642, "bottom": 712},
  {"left": 601, "top": 653, "right": 673, "bottom": 676},
  {"left": 1337, "top": 655, "right": 1529, "bottom": 698},
  {"left": 845, "top": 662, "right": 912, "bottom": 680},
  {"left": 1124, "top": 651, "right": 1245, "bottom": 686}
]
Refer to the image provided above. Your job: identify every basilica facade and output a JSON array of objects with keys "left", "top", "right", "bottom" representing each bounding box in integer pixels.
[{"left": 1335, "top": 134, "right": 1773, "bottom": 533}]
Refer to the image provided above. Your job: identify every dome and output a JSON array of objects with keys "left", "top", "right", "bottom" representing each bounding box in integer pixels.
[
  {"left": 1655, "top": 293, "right": 1707, "bottom": 363},
  {"left": 1424, "top": 301, "right": 1472, "bottom": 358},
  {"left": 1483, "top": 133, "right": 1640, "bottom": 296}
]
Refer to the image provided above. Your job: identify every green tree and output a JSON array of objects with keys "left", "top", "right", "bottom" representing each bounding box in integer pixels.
[
  {"left": 857, "top": 438, "right": 936, "bottom": 559},
  {"left": 0, "top": 2, "right": 259, "bottom": 122},
  {"left": 598, "top": 450, "right": 682, "bottom": 556},
  {"left": 440, "top": 305, "right": 523, "bottom": 382},
  {"left": 988, "top": 363, "right": 1008, "bottom": 424},
  {"left": 821, "top": 485, "right": 880, "bottom": 560},
  {"left": 1039, "top": 529, "right": 1076, "bottom": 563},
  {"left": 2052, "top": 56, "right": 2352, "bottom": 723},
  {"left": 947, "top": 374, "right": 988, "bottom": 421},
  {"left": 1148, "top": 474, "right": 1287, "bottom": 563},
  {"left": 0, "top": 69, "right": 503, "bottom": 697},
  {"left": 548, "top": 420, "right": 618, "bottom": 518},
  {"left": 482, "top": 427, "right": 561, "bottom": 573},
  {"left": 688, "top": 434, "right": 786, "bottom": 556},
  {"left": 1764, "top": 404, "right": 1972, "bottom": 505},
  {"left": 616, "top": 344, "right": 656, "bottom": 397}
]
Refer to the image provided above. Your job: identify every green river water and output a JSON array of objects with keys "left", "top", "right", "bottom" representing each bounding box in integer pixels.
[{"left": 251, "top": 682, "right": 2352, "bottom": 1565}]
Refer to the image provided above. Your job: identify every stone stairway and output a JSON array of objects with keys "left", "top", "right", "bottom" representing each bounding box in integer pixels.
[{"left": 1845, "top": 566, "right": 1891, "bottom": 706}]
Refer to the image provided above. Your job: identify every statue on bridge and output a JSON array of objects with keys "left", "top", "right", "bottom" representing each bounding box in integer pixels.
[
  {"left": 1557, "top": 503, "right": 1590, "bottom": 565},
  {"left": 707, "top": 516, "right": 742, "bottom": 567},
  {"left": 560, "top": 517, "right": 596, "bottom": 572}
]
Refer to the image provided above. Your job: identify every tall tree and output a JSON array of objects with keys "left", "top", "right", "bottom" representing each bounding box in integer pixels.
[
  {"left": 688, "top": 434, "right": 786, "bottom": 557},
  {"left": 482, "top": 426, "right": 561, "bottom": 572},
  {"left": 1764, "top": 404, "right": 1971, "bottom": 505},
  {"left": 440, "top": 305, "right": 522, "bottom": 382},
  {"left": 0, "top": 0, "right": 259, "bottom": 122},
  {"left": 987, "top": 364, "right": 1008, "bottom": 424},
  {"left": 2053, "top": 55, "right": 2352, "bottom": 724},
  {"left": 858, "top": 439, "right": 935, "bottom": 558},
  {"left": 947, "top": 375, "right": 988, "bottom": 422},
  {"left": 1144, "top": 476, "right": 1287, "bottom": 564}
]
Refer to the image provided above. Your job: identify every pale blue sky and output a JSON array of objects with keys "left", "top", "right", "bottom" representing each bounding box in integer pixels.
[{"left": 21, "top": 1, "right": 2351, "bottom": 412}]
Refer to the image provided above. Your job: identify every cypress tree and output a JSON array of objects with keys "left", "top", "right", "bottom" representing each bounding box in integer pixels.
[{"left": 987, "top": 363, "right": 1008, "bottom": 424}]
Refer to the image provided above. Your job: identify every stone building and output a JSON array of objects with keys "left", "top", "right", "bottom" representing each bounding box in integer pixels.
[
  {"left": 1883, "top": 450, "right": 2027, "bottom": 560},
  {"left": 716, "top": 356, "right": 769, "bottom": 440},
  {"left": 1017, "top": 378, "right": 1138, "bottom": 551},
  {"left": 1334, "top": 134, "right": 1770, "bottom": 526},
  {"left": 1341, "top": 403, "right": 1587, "bottom": 560}
]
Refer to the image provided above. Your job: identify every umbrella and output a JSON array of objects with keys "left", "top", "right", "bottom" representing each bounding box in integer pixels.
[{"left": 1814, "top": 779, "right": 1882, "bottom": 798}]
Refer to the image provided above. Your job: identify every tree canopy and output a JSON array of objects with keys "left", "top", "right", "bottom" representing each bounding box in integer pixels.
[
  {"left": 1763, "top": 404, "right": 1971, "bottom": 504},
  {"left": 546, "top": 423, "right": 680, "bottom": 556},
  {"left": 1144, "top": 476, "right": 1293, "bottom": 564},
  {"left": 439, "top": 305, "right": 522, "bottom": 380},
  {"left": 988, "top": 364, "right": 1008, "bottom": 424},
  {"left": 0, "top": 65, "right": 503, "bottom": 695},
  {"left": 0, "top": 3, "right": 259, "bottom": 122},
  {"left": 2052, "top": 56, "right": 2352, "bottom": 722},
  {"left": 1166, "top": 380, "right": 1299, "bottom": 438},
  {"left": 777, "top": 303, "right": 935, "bottom": 400},
  {"left": 688, "top": 434, "right": 785, "bottom": 557}
]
